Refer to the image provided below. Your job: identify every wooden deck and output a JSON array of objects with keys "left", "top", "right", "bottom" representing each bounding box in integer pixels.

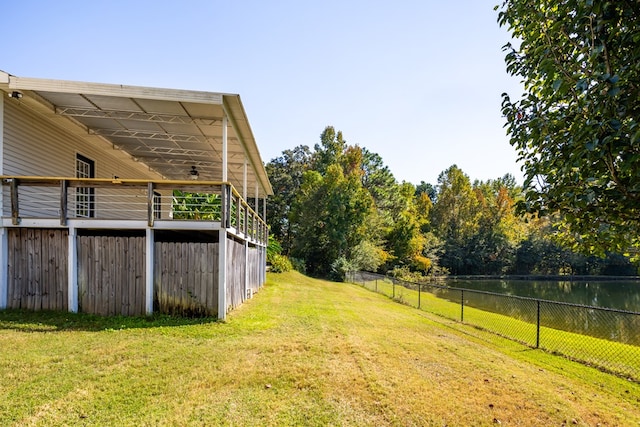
[{"left": 0, "top": 176, "right": 267, "bottom": 319}]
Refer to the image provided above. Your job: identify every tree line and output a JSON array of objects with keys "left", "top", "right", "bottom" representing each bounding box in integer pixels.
[
  {"left": 265, "top": 126, "right": 637, "bottom": 280},
  {"left": 267, "top": 1, "right": 640, "bottom": 280}
]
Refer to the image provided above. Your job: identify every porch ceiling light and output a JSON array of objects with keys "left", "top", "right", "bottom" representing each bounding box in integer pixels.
[
  {"left": 8, "top": 91, "right": 23, "bottom": 99},
  {"left": 190, "top": 165, "right": 199, "bottom": 180}
]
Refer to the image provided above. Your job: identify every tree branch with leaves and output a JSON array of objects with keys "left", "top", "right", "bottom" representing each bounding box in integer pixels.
[{"left": 497, "top": 0, "right": 640, "bottom": 259}]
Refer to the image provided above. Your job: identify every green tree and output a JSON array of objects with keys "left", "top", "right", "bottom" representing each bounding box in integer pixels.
[
  {"left": 265, "top": 145, "right": 312, "bottom": 253},
  {"left": 292, "top": 164, "right": 373, "bottom": 276},
  {"left": 472, "top": 180, "right": 526, "bottom": 274},
  {"left": 172, "top": 191, "right": 220, "bottom": 220},
  {"left": 431, "top": 165, "right": 480, "bottom": 274},
  {"left": 497, "top": 1, "right": 640, "bottom": 259},
  {"left": 313, "top": 126, "right": 346, "bottom": 175},
  {"left": 415, "top": 181, "right": 437, "bottom": 202},
  {"left": 360, "top": 148, "right": 403, "bottom": 214}
]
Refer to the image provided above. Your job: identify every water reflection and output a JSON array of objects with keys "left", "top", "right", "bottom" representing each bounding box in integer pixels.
[
  {"left": 431, "top": 279, "right": 640, "bottom": 345},
  {"left": 447, "top": 279, "right": 640, "bottom": 312}
]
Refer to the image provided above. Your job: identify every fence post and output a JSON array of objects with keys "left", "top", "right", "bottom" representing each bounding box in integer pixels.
[
  {"left": 393, "top": 279, "right": 395, "bottom": 299},
  {"left": 375, "top": 278, "right": 378, "bottom": 292},
  {"left": 418, "top": 282, "right": 421, "bottom": 309},
  {"left": 536, "top": 300, "right": 540, "bottom": 348},
  {"left": 460, "top": 289, "right": 464, "bottom": 322}
]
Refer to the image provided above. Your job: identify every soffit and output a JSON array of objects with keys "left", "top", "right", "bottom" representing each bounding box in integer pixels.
[{"left": 7, "top": 75, "right": 273, "bottom": 197}]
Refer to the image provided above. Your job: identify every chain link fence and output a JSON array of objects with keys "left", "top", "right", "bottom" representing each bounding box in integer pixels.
[{"left": 347, "top": 271, "right": 640, "bottom": 382}]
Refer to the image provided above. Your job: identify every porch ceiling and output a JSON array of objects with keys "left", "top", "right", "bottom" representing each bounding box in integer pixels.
[{"left": 5, "top": 74, "right": 273, "bottom": 197}]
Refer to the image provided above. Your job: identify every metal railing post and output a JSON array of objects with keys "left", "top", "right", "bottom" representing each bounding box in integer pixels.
[
  {"left": 461, "top": 289, "right": 464, "bottom": 322},
  {"left": 418, "top": 282, "right": 421, "bottom": 309}
]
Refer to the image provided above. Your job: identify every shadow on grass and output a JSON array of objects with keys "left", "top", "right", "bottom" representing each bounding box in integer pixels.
[{"left": 0, "top": 309, "right": 219, "bottom": 332}]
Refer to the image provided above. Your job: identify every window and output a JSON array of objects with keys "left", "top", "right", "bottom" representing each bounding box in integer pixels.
[
  {"left": 154, "top": 191, "right": 162, "bottom": 219},
  {"left": 76, "top": 154, "right": 95, "bottom": 218}
]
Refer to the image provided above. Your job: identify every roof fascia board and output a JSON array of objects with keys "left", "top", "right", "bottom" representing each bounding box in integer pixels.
[
  {"left": 223, "top": 96, "right": 273, "bottom": 196},
  {"left": 8, "top": 76, "right": 223, "bottom": 105}
]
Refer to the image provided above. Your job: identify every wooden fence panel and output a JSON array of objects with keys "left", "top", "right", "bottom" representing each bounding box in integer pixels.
[
  {"left": 154, "top": 241, "right": 218, "bottom": 316},
  {"left": 6, "top": 228, "right": 68, "bottom": 311},
  {"left": 226, "top": 238, "right": 246, "bottom": 310},
  {"left": 77, "top": 234, "right": 146, "bottom": 316},
  {"left": 247, "top": 245, "right": 260, "bottom": 295}
]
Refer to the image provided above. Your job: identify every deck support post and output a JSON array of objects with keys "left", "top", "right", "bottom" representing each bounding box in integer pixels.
[
  {"left": 243, "top": 159, "right": 247, "bottom": 201},
  {"left": 218, "top": 229, "right": 227, "bottom": 320},
  {"left": 0, "top": 227, "right": 7, "bottom": 309},
  {"left": 145, "top": 228, "right": 154, "bottom": 315},
  {"left": 220, "top": 115, "right": 230, "bottom": 320},
  {"left": 262, "top": 195, "right": 267, "bottom": 285},
  {"left": 222, "top": 115, "right": 228, "bottom": 182},
  {"left": 244, "top": 239, "right": 249, "bottom": 301},
  {"left": 68, "top": 226, "right": 78, "bottom": 312}
]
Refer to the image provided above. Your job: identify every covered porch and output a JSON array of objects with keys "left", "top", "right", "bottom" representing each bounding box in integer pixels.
[{"left": 0, "top": 72, "right": 273, "bottom": 319}]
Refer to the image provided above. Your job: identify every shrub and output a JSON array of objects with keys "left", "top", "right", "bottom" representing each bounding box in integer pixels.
[
  {"left": 330, "top": 256, "right": 355, "bottom": 282},
  {"left": 269, "top": 254, "right": 293, "bottom": 273},
  {"left": 290, "top": 257, "right": 306, "bottom": 273}
]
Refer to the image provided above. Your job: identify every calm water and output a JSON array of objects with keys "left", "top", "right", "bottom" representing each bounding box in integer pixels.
[
  {"left": 446, "top": 279, "right": 640, "bottom": 313},
  {"left": 432, "top": 279, "right": 640, "bottom": 346}
]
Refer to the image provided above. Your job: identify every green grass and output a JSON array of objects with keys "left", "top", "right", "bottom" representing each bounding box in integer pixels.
[
  {"left": 1, "top": 271, "right": 639, "bottom": 426},
  {"left": 364, "top": 278, "right": 640, "bottom": 381}
]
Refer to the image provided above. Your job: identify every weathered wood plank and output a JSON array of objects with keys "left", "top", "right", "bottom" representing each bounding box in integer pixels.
[
  {"left": 186, "top": 243, "right": 194, "bottom": 313},
  {"left": 154, "top": 241, "right": 161, "bottom": 313},
  {"left": 204, "top": 243, "right": 212, "bottom": 312},
  {"left": 34, "top": 229, "right": 42, "bottom": 310},
  {"left": 41, "top": 230, "right": 50, "bottom": 311},
  {"left": 78, "top": 235, "right": 86, "bottom": 313},
  {"left": 138, "top": 236, "right": 145, "bottom": 315},
  {"left": 127, "top": 237, "right": 135, "bottom": 316},
  {"left": 157, "top": 241, "right": 166, "bottom": 313},
  {"left": 27, "top": 229, "right": 36, "bottom": 310},
  {"left": 198, "top": 243, "right": 206, "bottom": 313},
  {"left": 211, "top": 243, "right": 218, "bottom": 316},
  {"left": 115, "top": 236, "right": 123, "bottom": 315},
  {"left": 6, "top": 231, "right": 14, "bottom": 309},
  {"left": 87, "top": 235, "right": 96, "bottom": 314},
  {"left": 109, "top": 236, "right": 116, "bottom": 316},
  {"left": 178, "top": 242, "right": 186, "bottom": 313},
  {"left": 167, "top": 241, "right": 176, "bottom": 314},
  {"left": 55, "top": 230, "right": 68, "bottom": 310}
]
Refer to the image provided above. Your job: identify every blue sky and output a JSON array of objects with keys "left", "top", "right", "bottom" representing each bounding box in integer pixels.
[{"left": 2, "top": 0, "right": 523, "bottom": 186}]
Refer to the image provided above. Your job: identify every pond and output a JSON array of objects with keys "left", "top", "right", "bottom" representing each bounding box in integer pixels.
[
  {"left": 428, "top": 278, "right": 640, "bottom": 347},
  {"left": 446, "top": 278, "right": 640, "bottom": 313}
]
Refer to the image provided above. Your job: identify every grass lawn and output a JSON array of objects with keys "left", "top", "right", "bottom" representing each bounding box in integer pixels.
[{"left": 0, "top": 271, "right": 639, "bottom": 426}]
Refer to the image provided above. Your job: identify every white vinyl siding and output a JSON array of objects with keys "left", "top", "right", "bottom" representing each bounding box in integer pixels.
[{"left": 2, "top": 97, "right": 166, "bottom": 219}]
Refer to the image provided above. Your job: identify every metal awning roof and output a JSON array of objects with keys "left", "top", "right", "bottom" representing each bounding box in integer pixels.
[{"left": 2, "top": 72, "right": 273, "bottom": 197}]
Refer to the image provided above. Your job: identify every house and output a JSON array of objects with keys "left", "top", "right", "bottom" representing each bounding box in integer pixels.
[{"left": 0, "top": 70, "right": 273, "bottom": 319}]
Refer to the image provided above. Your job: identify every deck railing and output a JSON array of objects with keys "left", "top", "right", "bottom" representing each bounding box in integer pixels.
[{"left": 0, "top": 176, "right": 267, "bottom": 244}]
